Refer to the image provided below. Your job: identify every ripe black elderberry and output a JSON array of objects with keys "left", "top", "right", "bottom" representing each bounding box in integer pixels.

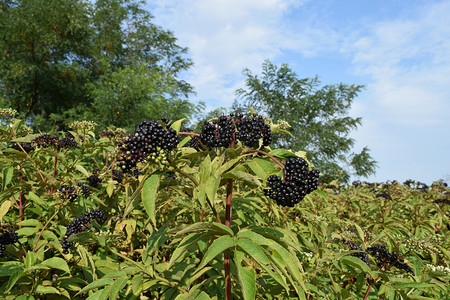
[
  {"left": 366, "top": 245, "right": 414, "bottom": 275},
  {"left": 0, "top": 228, "right": 19, "bottom": 257},
  {"left": 61, "top": 209, "right": 106, "bottom": 254},
  {"left": 58, "top": 137, "right": 78, "bottom": 149},
  {"left": 59, "top": 185, "right": 78, "bottom": 202},
  {"left": 87, "top": 174, "right": 102, "bottom": 188},
  {"left": 10, "top": 143, "right": 35, "bottom": 153},
  {"left": 116, "top": 120, "right": 179, "bottom": 173},
  {"left": 345, "top": 240, "right": 370, "bottom": 267},
  {"left": 235, "top": 114, "right": 272, "bottom": 148},
  {"left": 200, "top": 116, "right": 235, "bottom": 148},
  {"left": 32, "top": 134, "right": 60, "bottom": 148},
  {"left": 264, "top": 157, "right": 319, "bottom": 207},
  {"left": 112, "top": 170, "right": 124, "bottom": 183}
]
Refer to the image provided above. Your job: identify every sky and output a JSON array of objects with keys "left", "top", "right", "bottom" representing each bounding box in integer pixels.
[{"left": 146, "top": 0, "right": 450, "bottom": 184}]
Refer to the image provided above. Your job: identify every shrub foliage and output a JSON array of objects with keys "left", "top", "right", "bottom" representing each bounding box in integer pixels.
[{"left": 0, "top": 108, "right": 448, "bottom": 299}]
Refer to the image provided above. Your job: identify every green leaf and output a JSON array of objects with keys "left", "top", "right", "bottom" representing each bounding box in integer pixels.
[
  {"left": 142, "top": 174, "right": 160, "bottom": 227},
  {"left": 75, "top": 164, "right": 90, "bottom": 177},
  {"left": 0, "top": 200, "right": 12, "bottom": 221},
  {"left": 176, "top": 222, "right": 234, "bottom": 237},
  {"left": 76, "top": 278, "right": 114, "bottom": 296},
  {"left": 109, "top": 277, "right": 128, "bottom": 300},
  {"left": 170, "top": 118, "right": 185, "bottom": 133},
  {"left": 17, "top": 219, "right": 43, "bottom": 228},
  {"left": 268, "top": 149, "right": 297, "bottom": 159},
  {"left": 35, "top": 285, "right": 61, "bottom": 294},
  {"left": 11, "top": 134, "right": 39, "bottom": 143},
  {"left": 246, "top": 158, "right": 276, "bottom": 180},
  {"left": 223, "top": 170, "right": 261, "bottom": 188},
  {"left": 205, "top": 175, "right": 220, "bottom": 202},
  {"left": 236, "top": 264, "right": 256, "bottom": 300},
  {"left": 27, "top": 191, "right": 48, "bottom": 208},
  {"left": 41, "top": 257, "right": 70, "bottom": 273},
  {"left": 2, "top": 167, "right": 14, "bottom": 190},
  {"left": 340, "top": 256, "right": 373, "bottom": 277},
  {"left": 168, "top": 232, "right": 210, "bottom": 268},
  {"left": 393, "top": 282, "right": 435, "bottom": 289},
  {"left": 237, "top": 238, "right": 270, "bottom": 265},
  {"left": 195, "top": 235, "right": 235, "bottom": 272},
  {"left": 6, "top": 269, "right": 26, "bottom": 292},
  {"left": 0, "top": 262, "right": 24, "bottom": 277}
]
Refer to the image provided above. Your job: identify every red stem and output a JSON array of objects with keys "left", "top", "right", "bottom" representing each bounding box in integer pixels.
[
  {"left": 224, "top": 132, "right": 235, "bottom": 300},
  {"left": 363, "top": 284, "right": 372, "bottom": 300}
]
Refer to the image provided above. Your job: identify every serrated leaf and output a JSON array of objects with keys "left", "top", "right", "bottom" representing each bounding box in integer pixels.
[
  {"left": 17, "top": 219, "right": 43, "bottom": 228},
  {"left": 246, "top": 158, "right": 276, "bottom": 180},
  {"left": 75, "top": 164, "right": 90, "bottom": 177},
  {"left": 0, "top": 261, "right": 24, "bottom": 277},
  {"left": 2, "top": 167, "right": 14, "bottom": 190},
  {"left": 340, "top": 256, "right": 373, "bottom": 277},
  {"left": 0, "top": 200, "right": 12, "bottom": 221},
  {"left": 236, "top": 264, "right": 256, "bottom": 300},
  {"left": 237, "top": 238, "right": 270, "bottom": 265},
  {"left": 109, "top": 277, "right": 128, "bottom": 300},
  {"left": 41, "top": 257, "right": 70, "bottom": 273},
  {"left": 194, "top": 235, "right": 235, "bottom": 272},
  {"left": 76, "top": 278, "right": 114, "bottom": 295},
  {"left": 223, "top": 170, "right": 261, "bottom": 188},
  {"left": 142, "top": 174, "right": 159, "bottom": 227},
  {"left": 6, "top": 269, "right": 26, "bottom": 292},
  {"left": 168, "top": 232, "right": 209, "bottom": 268},
  {"left": 27, "top": 191, "right": 48, "bottom": 208}
]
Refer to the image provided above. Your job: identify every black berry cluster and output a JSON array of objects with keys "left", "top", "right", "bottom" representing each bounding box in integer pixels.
[
  {"left": 376, "top": 192, "right": 392, "bottom": 200},
  {"left": 32, "top": 134, "right": 60, "bottom": 148},
  {"left": 10, "top": 143, "right": 35, "bottom": 153},
  {"left": 116, "top": 120, "right": 179, "bottom": 173},
  {"left": 264, "top": 157, "right": 320, "bottom": 207},
  {"left": 199, "top": 113, "right": 272, "bottom": 149},
  {"left": 345, "top": 240, "right": 370, "bottom": 267},
  {"left": 200, "top": 115, "right": 235, "bottom": 148},
  {"left": 87, "top": 174, "right": 102, "bottom": 188},
  {"left": 61, "top": 209, "right": 105, "bottom": 254},
  {"left": 112, "top": 170, "right": 124, "bottom": 183},
  {"left": 181, "top": 128, "right": 205, "bottom": 151},
  {"left": 235, "top": 113, "right": 272, "bottom": 148},
  {"left": 31, "top": 134, "right": 78, "bottom": 150},
  {"left": 58, "top": 137, "right": 78, "bottom": 149},
  {"left": 0, "top": 228, "right": 19, "bottom": 257},
  {"left": 366, "top": 245, "right": 414, "bottom": 275}
]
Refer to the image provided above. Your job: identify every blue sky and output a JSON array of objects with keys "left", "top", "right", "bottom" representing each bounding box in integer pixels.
[{"left": 146, "top": 0, "right": 450, "bottom": 184}]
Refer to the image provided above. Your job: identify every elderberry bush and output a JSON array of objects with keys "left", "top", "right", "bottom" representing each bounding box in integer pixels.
[
  {"left": 32, "top": 134, "right": 60, "bottom": 148},
  {"left": 366, "top": 245, "right": 415, "bottom": 275},
  {"left": 0, "top": 228, "right": 19, "bottom": 257},
  {"left": 116, "top": 120, "right": 179, "bottom": 173},
  {"left": 61, "top": 209, "right": 106, "bottom": 254},
  {"left": 264, "top": 157, "right": 320, "bottom": 207}
]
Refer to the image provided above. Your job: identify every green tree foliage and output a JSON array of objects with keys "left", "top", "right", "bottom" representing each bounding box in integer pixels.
[
  {"left": 0, "top": 0, "right": 199, "bottom": 131},
  {"left": 236, "top": 60, "right": 377, "bottom": 182}
]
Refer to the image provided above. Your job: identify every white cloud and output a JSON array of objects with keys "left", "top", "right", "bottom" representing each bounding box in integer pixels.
[
  {"left": 346, "top": 1, "right": 450, "bottom": 124},
  {"left": 148, "top": 0, "right": 330, "bottom": 107}
]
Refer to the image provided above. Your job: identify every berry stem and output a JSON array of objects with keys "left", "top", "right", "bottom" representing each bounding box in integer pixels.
[{"left": 363, "top": 284, "right": 372, "bottom": 300}]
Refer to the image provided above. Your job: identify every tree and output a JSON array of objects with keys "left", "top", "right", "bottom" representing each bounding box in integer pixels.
[
  {"left": 0, "top": 0, "right": 199, "bottom": 131},
  {"left": 236, "top": 60, "right": 377, "bottom": 183}
]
